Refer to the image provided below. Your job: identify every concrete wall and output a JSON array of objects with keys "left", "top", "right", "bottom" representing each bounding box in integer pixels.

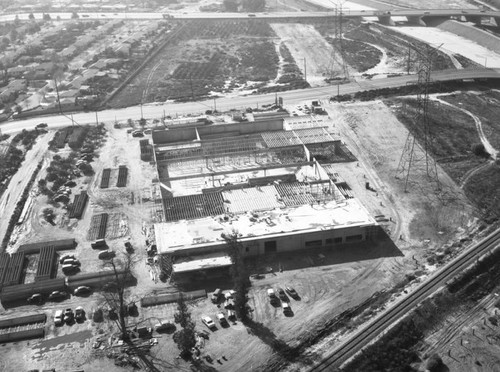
[
  {"left": 247, "top": 225, "right": 367, "bottom": 255},
  {"left": 152, "top": 119, "right": 285, "bottom": 145},
  {"left": 152, "top": 127, "right": 197, "bottom": 144},
  {"left": 168, "top": 225, "right": 370, "bottom": 262}
]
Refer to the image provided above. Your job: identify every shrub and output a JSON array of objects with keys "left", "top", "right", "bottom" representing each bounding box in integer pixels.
[
  {"left": 471, "top": 143, "right": 489, "bottom": 158},
  {"left": 426, "top": 353, "right": 443, "bottom": 372}
]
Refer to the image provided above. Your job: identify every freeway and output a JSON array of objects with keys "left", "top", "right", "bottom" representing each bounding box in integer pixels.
[
  {"left": 0, "top": 8, "right": 499, "bottom": 22},
  {"left": 1, "top": 68, "right": 500, "bottom": 135},
  {"left": 310, "top": 227, "right": 500, "bottom": 371}
]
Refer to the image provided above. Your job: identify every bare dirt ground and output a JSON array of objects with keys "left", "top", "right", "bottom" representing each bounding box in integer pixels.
[{"left": 271, "top": 23, "right": 346, "bottom": 86}]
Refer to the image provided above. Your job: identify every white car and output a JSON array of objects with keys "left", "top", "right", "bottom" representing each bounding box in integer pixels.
[
  {"left": 217, "top": 312, "right": 227, "bottom": 325},
  {"left": 54, "top": 310, "right": 64, "bottom": 326},
  {"left": 282, "top": 302, "right": 292, "bottom": 314},
  {"left": 201, "top": 316, "right": 216, "bottom": 330},
  {"left": 267, "top": 288, "right": 275, "bottom": 297}
]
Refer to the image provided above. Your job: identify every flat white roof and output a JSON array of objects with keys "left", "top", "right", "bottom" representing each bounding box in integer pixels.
[
  {"left": 173, "top": 253, "right": 232, "bottom": 273},
  {"left": 155, "top": 198, "right": 376, "bottom": 255}
]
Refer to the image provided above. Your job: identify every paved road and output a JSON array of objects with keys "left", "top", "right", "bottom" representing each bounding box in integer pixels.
[
  {"left": 310, "top": 227, "right": 500, "bottom": 371},
  {"left": 1, "top": 68, "right": 500, "bottom": 135},
  {"left": 0, "top": 8, "right": 499, "bottom": 22}
]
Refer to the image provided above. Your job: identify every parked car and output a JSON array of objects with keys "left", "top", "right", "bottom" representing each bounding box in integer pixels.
[
  {"left": 36, "top": 123, "right": 48, "bottom": 129},
  {"left": 155, "top": 319, "right": 175, "bottom": 332},
  {"left": 285, "top": 286, "right": 298, "bottom": 298},
  {"left": 227, "top": 309, "right": 236, "bottom": 320},
  {"left": 98, "top": 250, "right": 115, "bottom": 260},
  {"left": 48, "top": 291, "right": 67, "bottom": 301},
  {"left": 62, "top": 263, "right": 79, "bottom": 274},
  {"left": 211, "top": 288, "right": 222, "bottom": 303},
  {"left": 224, "top": 292, "right": 233, "bottom": 300},
  {"left": 54, "top": 310, "right": 64, "bottom": 326},
  {"left": 59, "top": 254, "right": 75, "bottom": 264},
  {"left": 73, "top": 286, "right": 91, "bottom": 296},
  {"left": 224, "top": 299, "right": 234, "bottom": 309},
  {"left": 216, "top": 312, "right": 228, "bottom": 326},
  {"left": 64, "top": 308, "right": 74, "bottom": 324},
  {"left": 75, "top": 306, "right": 85, "bottom": 322},
  {"left": 277, "top": 287, "right": 288, "bottom": 301},
  {"left": 201, "top": 316, "right": 216, "bottom": 330},
  {"left": 132, "top": 130, "right": 144, "bottom": 137},
  {"left": 27, "top": 293, "right": 43, "bottom": 305},
  {"left": 267, "top": 288, "right": 276, "bottom": 298},
  {"left": 282, "top": 302, "right": 292, "bottom": 315},
  {"left": 62, "top": 258, "right": 80, "bottom": 266},
  {"left": 91, "top": 239, "right": 107, "bottom": 249}
]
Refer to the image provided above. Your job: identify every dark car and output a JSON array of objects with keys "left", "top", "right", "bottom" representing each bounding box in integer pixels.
[
  {"left": 285, "top": 286, "right": 298, "bottom": 299},
  {"left": 98, "top": 250, "right": 115, "bottom": 260},
  {"left": 27, "top": 293, "right": 43, "bottom": 305},
  {"left": 277, "top": 287, "right": 288, "bottom": 302},
  {"left": 48, "top": 291, "right": 67, "bottom": 301},
  {"left": 75, "top": 306, "right": 85, "bottom": 322},
  {"left": 36, "top": 123, "right": 48, "bottom": 129},
  {"left": 64, "top": 308, "right": 74, "bottom": 324},
  {"left": 73, "top": 286, "right": 91, "bottom": 296}
]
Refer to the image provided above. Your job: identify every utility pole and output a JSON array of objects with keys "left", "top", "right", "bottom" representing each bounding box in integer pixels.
[
  {"left": 54, "top": 78, "right": 62, "bottom": 115},
  {"left": 303, "top": 57, "right": 307, "bottom": 81},
  {"left": 95, "top": 111, "right": 99, "bottom": 126},
  {"left": 213, "top": 97, "right": 217, "bottom": 112},
  {"left": 140, "top": 102, "right": 143, "bottom": 120}
]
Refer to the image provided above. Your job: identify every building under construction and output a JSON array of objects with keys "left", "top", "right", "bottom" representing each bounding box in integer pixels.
[{"left": 152, "top": 115, "right": 378, "bottom": 275}]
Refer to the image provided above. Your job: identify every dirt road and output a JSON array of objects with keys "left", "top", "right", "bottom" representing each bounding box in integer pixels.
[
  {"left": 0, "top": 132, "right": 53, "bottom": 251},
  {"left": 271, "top": 23, "right": 343, "bottom": 86}
]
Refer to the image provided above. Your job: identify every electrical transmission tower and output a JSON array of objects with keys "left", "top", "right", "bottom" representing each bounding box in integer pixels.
[
  {"left": 396, "top": 44, "right": 442, "bottom": 192},
  {"left": 327, "top": 1, "right": 349, "bottom": 81}
]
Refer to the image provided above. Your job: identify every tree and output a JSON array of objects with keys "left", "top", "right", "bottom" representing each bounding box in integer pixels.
[
  {"left": 471, "top": 142, "right": 489, "bottom": 158},
  {"left": 43, "top": 13, "right": 51, "bottom": 21},
  {"left": 426, "top": 353, "right": 443, "bottom": 372},
  {"left": 28, "top": 13, "right": 35, "bottom": 20},
  {"left": 71, "top": 12, "right": 79, "bottom": 19},
  {"left": 172, "top": 294, "right": 196, "bottom": 355},
  {"left": 223, "top": 231, "right": 251, "bottom": 322},
  {"left": 42, "top": 208, "right": 55, "bottom": 224},
  {"left": 100, "top": 252, "right": 136, "bottom": 341}
]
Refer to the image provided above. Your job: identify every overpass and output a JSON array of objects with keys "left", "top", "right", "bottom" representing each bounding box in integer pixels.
[
  {"left": 1, "top": 9, "right": 500, "bottom": 27},
  {"left": 2, "top": 68, "right": 500, "bottom": 135}
]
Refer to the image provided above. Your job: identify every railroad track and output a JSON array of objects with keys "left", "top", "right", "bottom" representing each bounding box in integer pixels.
[{"left": 310, "top": 228, "right": 500, "bottom": 371}]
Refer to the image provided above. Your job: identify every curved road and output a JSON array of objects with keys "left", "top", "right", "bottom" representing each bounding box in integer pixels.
[{"left": 1, "top": 68, "right": 500, "bottom": 134}]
